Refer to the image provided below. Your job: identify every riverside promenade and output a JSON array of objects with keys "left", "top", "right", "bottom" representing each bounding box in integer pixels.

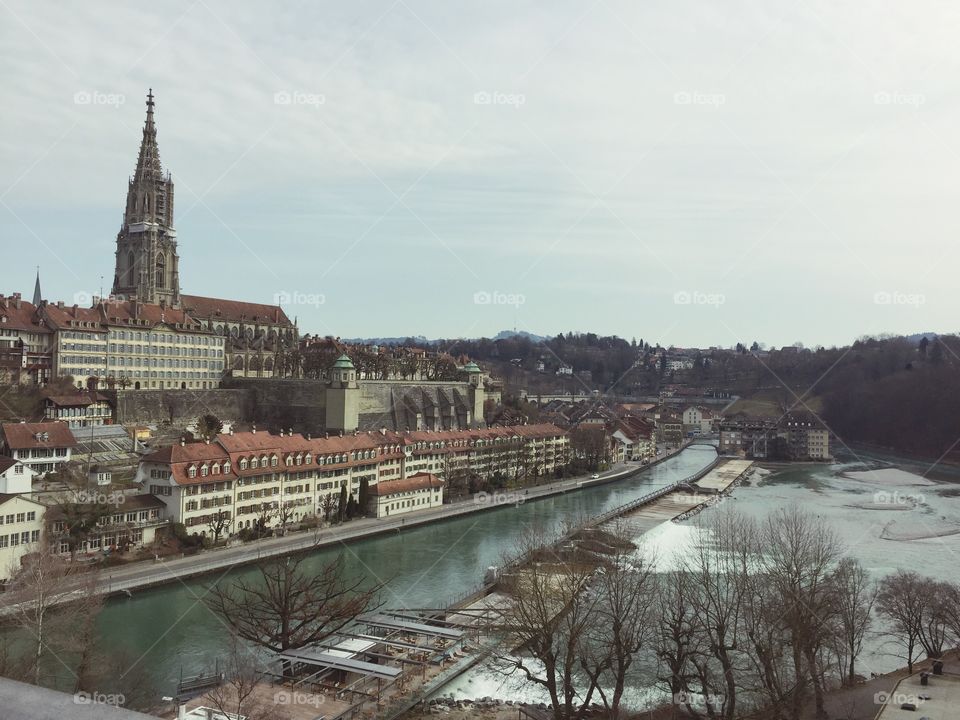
[{"left": 64, "top": 443, "right": 709, "bottom": 601}]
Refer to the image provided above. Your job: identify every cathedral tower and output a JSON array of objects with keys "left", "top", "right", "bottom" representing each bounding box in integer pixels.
[{"left": 112, "top": 90, "right": 180, "bottom": 307}]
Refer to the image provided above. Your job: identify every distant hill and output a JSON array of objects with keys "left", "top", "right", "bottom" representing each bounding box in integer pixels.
[
  {"left": 344, "top": 330, "right": 547, "bottom": 346},
  {"left": 341, "top": 335, "right": 437, "bottom": 346},
  {"left": 492, "top": 330, "right": 547, "bottom": 343}
]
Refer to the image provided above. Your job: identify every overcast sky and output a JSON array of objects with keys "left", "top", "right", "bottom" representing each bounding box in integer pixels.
[{"left": 1, "top": 1, "right": 957, "bottom": 348}]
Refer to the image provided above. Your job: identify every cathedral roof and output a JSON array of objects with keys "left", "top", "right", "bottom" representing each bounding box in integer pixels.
[{"left": 181, "top": 294, "right": 292, "bottom": 327}]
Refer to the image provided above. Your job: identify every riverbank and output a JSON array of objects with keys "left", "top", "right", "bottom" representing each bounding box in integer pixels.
[{"left": 20, "top": 442, "right": 711, "bottom": 605}]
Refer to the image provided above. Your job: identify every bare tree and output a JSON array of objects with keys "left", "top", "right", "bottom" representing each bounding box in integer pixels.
[
  {"left": 318, "top": 492, "right": 339, "bottom": 523},
  {"left": 207, "top": 633, "right": 287, "bottom": 720},
  {"left": 876, "top": 570, "right": 927, "bottom": 673},
  {"left": 3, "top": 541, "right": 102, "bottom": 686},
  {"left": 206, "top": 509, "right": 231, "bottom": 544},
  {"left": 680, "top": 507, "right": 756, "bottom": 720},
  {"left": 761, "top": 507, "right": 842, "bottom": 720},
  {"left": 581, "top": 542, "right": 656, "bottom": 720},
  {"left": 654, "top": 569, "right": 701, "bottom": 715},
  {"left": 831, "top": 558, "right": 876, "bottom": 684},
  {"left": 491, "top": 527, "right": 601, "bottom": 720},
  {"left": 205, "top": 553, "right": 381, "bottom": 676}
]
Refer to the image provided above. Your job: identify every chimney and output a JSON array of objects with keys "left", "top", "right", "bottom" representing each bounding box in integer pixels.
[
  {"left": 180, "top": 438, "right": 185, "bottom": 447},
  {"left": 306, "top": 433, "right": 311, "bottom": 440},
  {"left": 229, "top": 428, "right": 234, "bottom": 435},
  {"left": 288, "top": 428, "right": 293, "bottom": 436},
  {"left": 252, "top": 424, "right": 257, "bottom": 435},
  {"left": 279, "top": 429, "right": 284, "bottom": 437}
]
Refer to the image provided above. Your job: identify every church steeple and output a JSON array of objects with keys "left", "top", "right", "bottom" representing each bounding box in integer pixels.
[
  {"left": 32, "top": 267, "right": 42, "bottom": 306},
  {"left": 112, "top": 90, "right": 180, "bottom": 307}
]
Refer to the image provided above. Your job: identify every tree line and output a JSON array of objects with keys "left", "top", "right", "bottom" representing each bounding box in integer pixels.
[{"left": 492, "top": 506, "right": 959, "bottom": 720}]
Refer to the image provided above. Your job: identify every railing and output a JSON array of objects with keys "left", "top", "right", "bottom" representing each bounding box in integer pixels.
[{"left": 588, "top": 455, "right": 720, "bottom": 528}]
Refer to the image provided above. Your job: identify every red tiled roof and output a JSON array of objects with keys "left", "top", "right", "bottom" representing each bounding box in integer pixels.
[
  {"left": 1, "top": 422, "right": 77, "bottom": 449},
  {"left": 0, "top": 296, "right": 49, "bottom": 333},
  {"left": 99, "top": 300, "right": 199, "bottom": 329},
  {"left": 371, "top": 472, "right": 443, "bottom": 496},
  {"left": 40, "top": 303, "right": 105, "bottom": 330},
  {"left": 181, "top": 295, "right": 292, "bottom": 326}
]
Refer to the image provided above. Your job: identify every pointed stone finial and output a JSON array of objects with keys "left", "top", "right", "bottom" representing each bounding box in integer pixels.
[{"left": 147, "top": 88, "right": 155, "bottom": 113}]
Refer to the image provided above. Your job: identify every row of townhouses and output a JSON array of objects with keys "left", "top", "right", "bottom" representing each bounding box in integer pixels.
[
  {"left": 0, "top": 419, "right": 568, "bottom": 575},
  {"left": 718, "top": 412, "right": 831, "bottom": 460},
  {"left": 136, "top": 424, "right": 570, "bottom": 534}
]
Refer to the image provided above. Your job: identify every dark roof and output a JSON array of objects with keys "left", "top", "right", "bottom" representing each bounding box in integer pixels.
[
  {"left": 1, "top": 422, "right": 78, "bottom": 449},
  {"left": 0, "top": 493, "right": 44, "bottom": 508},
  {"left": 0, "top": 456, "right": 19, "bottom": 473},
  {"left": 120, "top": 493, "right": 165, "bottom": 510},
  {"left": 45, "top": 392, "right": 109, "bottom": 407},
  {"left": 182, "top": 294, "right": 293, "bottom": 326}
]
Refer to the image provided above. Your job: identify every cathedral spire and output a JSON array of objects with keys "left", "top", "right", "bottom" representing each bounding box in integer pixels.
[
  {"left": 32, "top": 267, "right": 42, "bottom": 306},
  {"left": 112, "top": 89, "right": 180, "bottom": 308},
  {"left": 134, "top": 89, "right": 164, "bottom": 185}
]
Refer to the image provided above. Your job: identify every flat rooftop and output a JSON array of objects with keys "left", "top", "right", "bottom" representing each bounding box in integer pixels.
[{"left": 875, "top": 670, "right": 960, "bottom": 719}]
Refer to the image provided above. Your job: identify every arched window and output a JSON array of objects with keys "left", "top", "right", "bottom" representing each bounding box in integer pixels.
[
  {"left": 127, "top": 252, "right": 137, "bottom": 284},
  {"left": 156, "top": 253, "right": 166, "bottom": 289}
]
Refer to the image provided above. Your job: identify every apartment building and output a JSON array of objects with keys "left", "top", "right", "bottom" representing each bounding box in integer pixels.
[
  {"left": 136, "top": 424, "right": 569, "bottom": 536},
  {"left": 41, "top": 300, "right": 225, "bottom": 391},
  {"left": 369, "top": 472, "right": 444, "bottom": 518},
  {"left": 44, "top": 391, "right": 113, "bottom": 429},
  {"left": 0, "top": 422, "right": 77, "bottom": 476},
  {"left": 0, "top": 495, "right": 45, "bottom": 579},
  {"left": 0, "top": 293, "right": 53, "bottom": 385}
]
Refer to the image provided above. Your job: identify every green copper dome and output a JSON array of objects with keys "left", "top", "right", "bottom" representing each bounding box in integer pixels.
[
  {"left": 332, "top": 354, "right": 355, "bottom": 369},
  {"left": 462, "top": 361, "right": 481, "bottom": 373}
]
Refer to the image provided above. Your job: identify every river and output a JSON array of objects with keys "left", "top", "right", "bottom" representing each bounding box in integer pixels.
[
  {"left": 440, "top": 449, "right": 960, "bottom": 706},
  {"left": 96, "top": 444, "right": 719, "bottom": 695}
]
